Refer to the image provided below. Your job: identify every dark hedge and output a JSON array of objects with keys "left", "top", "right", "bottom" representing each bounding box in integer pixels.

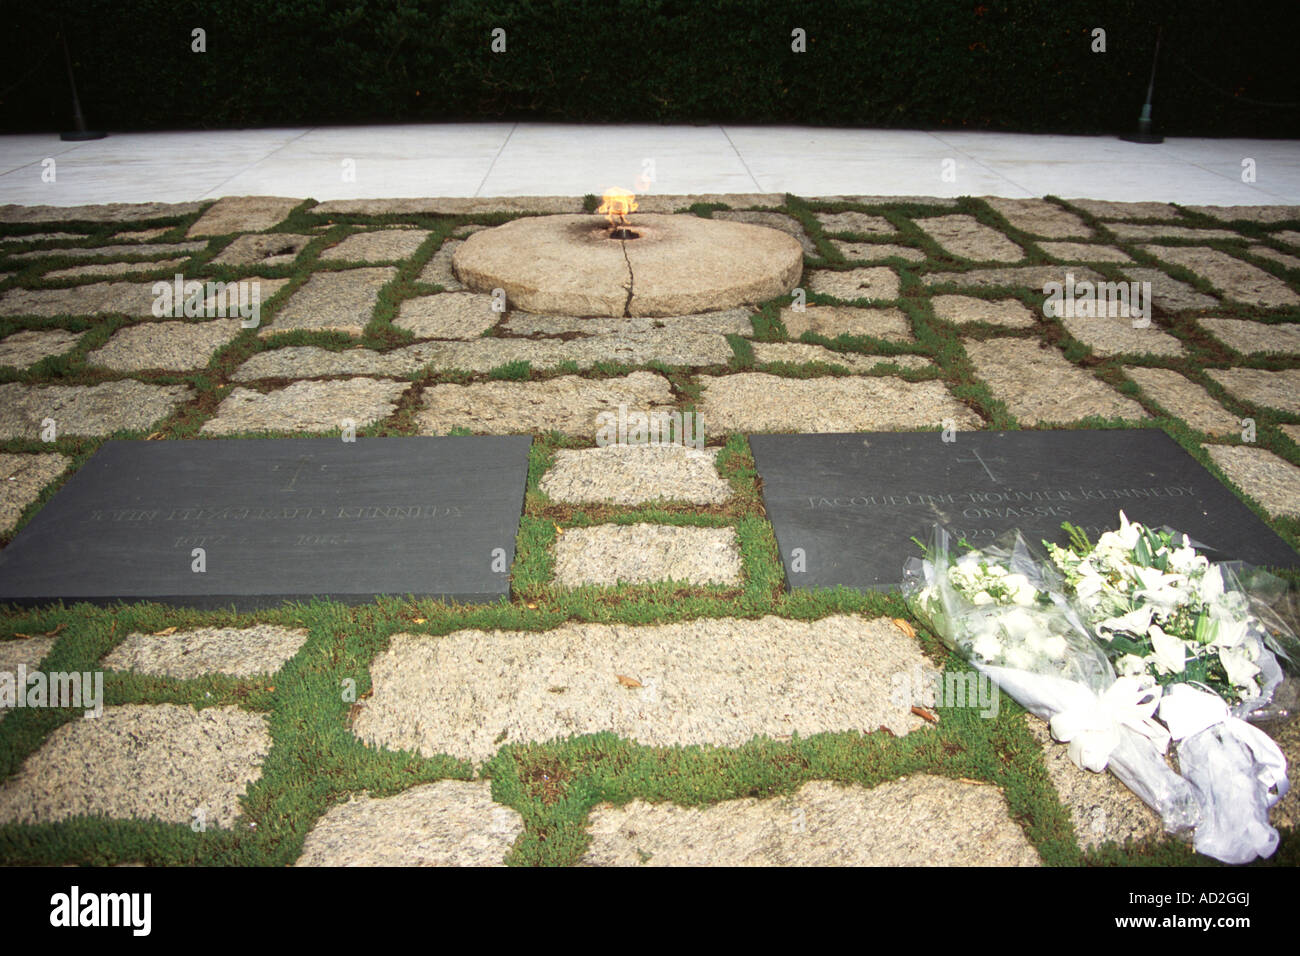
[{"left": 1, "top": 0, "right": 1296, "bottom": 136}]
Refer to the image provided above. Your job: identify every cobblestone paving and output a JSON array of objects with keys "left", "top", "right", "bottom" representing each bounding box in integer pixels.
[{"left": 1, "top": 194, "right": 1296, "bottom": 867}]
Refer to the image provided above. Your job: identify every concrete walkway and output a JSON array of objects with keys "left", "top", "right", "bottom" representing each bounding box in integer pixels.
[{"left": 2, "top": 124, "right": 1297, "bottom": 206}]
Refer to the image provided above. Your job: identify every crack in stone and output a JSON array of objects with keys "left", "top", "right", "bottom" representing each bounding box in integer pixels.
[{"left": 618, "top": 238, "right": 634, "bottom": 318}]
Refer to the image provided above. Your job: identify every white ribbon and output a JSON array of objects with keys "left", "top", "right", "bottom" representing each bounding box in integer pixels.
[
  {"left": 1049, "top": 676, "right": 1171, "bottom": 773},
  {"left": 1158, "top": 683, "right": 1289, "bottom": 807}
]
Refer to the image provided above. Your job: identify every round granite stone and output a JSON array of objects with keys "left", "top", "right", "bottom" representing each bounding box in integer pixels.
[{"left": 453, "top": 214, "right": 802, "bottom": 317}]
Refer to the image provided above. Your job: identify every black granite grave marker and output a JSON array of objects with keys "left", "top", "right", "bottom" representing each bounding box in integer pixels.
[
  {"left": 0, "top": 436, "right": 531, "bottom": 609},
  {"left": 749, "top": 430, "right": 1299, "bottom": 591}
]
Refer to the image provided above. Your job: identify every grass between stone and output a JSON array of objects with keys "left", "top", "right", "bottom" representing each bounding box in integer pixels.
[{"left": 0, "top": 196, "right": 1297, "bottom": 865}]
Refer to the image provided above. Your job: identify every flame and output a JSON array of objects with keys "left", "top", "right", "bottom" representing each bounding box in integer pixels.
[{"left": 596, "top": 187, "right": 637, "bottom": 227}]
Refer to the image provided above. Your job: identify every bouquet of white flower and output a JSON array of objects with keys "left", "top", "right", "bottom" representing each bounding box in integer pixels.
[
  {"left": 1046, "top": 513, "right": 1288, "bottom": 707},
  {"left": 1045, "top": 512, "right": 1295, "bottom": 863},
  {"left": 903, "top": 525, "right": 1202, "bottom": 840}
]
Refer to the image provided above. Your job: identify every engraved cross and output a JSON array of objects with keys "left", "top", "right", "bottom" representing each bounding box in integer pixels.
[{"left": 955, "top": 449, "right": 1005, "bottom": 484}]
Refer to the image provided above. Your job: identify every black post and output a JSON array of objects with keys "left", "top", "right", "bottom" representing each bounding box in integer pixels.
[
  {"left": 1120, "top": 27, "right": 1164, "bottom": 144},
  {"left": 59, "top": 23, "right": 106, "bottom": 141}
]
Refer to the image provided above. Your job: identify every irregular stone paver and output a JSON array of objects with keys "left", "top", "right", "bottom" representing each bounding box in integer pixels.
[
  {"left": 312, "top": 196, "right": 583, "bottom": 215},
  {"left": 1206, "top": 368, "right": 1300, "bottom": 415},
  {"left": 1184, "top": 205, "right": 1300, "bottom": 224},
  {"left": 235, "top": 336, "right": 727, "bottom": 382},
  {"left": 294, "top": 781, "right": 523, "bottom": 867},
  {"left": 267, "top": 267, "right": 396, "bottom": 335},
  {"left": 714, "top": 211, "right": 815, "bottom": 255},
  {"left": 1141, "top": 246, "right": 1300, "bottom": 308},
  {"left": 321, "top": 229, "right": 430, "bottom": 262},
  {"left": 923, "top": 265, "right": 1103, "bottom": 289},
  {"left": 114, "top": 227, "right": 171, "bottom": 242},
  {"left": 232, "top": 345, "right": 422, "bottom": 380},
  {"left": 831, "top": 241, "right": 924, "bottom": 262},
  {"left": 9, "top": 242, "right": 204, "bottom": 262},
  {"left": 1274, "top": 230, "right": 1300, "bottom": 249},
  {"left": 452, "top": 224, "right": 488, "bottom": 237},
  {"left": 1024, "top": 717, "right": 1161, "bottom": 851},
  {"left": 917, "top": 214, "right": 1023, "bottom": 261},
  {"left": 502, "top": 308, "right": 754, "bottom": 337},
  {"left": 1204, "top": 445, "right": 1300, "bottom": 518},
  {"left": 1248, "top": 246, "right": 1300, "bottom": 271},
  {"left": 553, "top": 523, "right": 742, "bottom": 587},
  {"left": 0, "top": 281, "right": 162, "bottom": 317},
  {"left": 822, "top": 194, "right": 958, "bottom": 207},
  {"left": 352, "top": 615, "right": 932, "bottom": 763},
  {"left": 1119, "top": 267, "right": 1219, "bottom": 312},
  {"left": 1283, "top": 425, "right": 1300, "bottom": 447},
  {"left": 780, "top": 305, "right": 912, "bottom": 341},
  {"left": 807, "top": 267, "right": 899, "bottom": 301},
  {"left": 1200, "top": 318, "right": 1300, "bottom": 355},
  {"left": 752, "top": 342, "right": 924, "bottom": 372},
  {"left": 0, "top": 380, "right": 191, "bottom": 439},
  {"left": 101, "top": 626, "right": 309, "bottom": 680},
  {"left": 931, "top": 295, "right": 1036, "bottom": 328},
  {"left": 965, "top": 339, "right": 1147, "bottom": 425},
  {"left": 698, "top": 373, "right": 980, "bottom": 432},
  {"left": 636, "top": 193, "right": 784, "bottom": 212},
  {"left": 0, "top": 635, "right": 58, "bottom": 723},
  {"left": 1105, "top": 223, "right": 1238, "bottom": 241},
  {"left": 0, "top": 452, "right": 69, "bottom": 534},
  {"left": 1037, "top": 242, "right": 1132, "bottom": 262},
  {"left": 581, "top": 775, "right": 1040, "bottom": 866},
  {"left": 422, "top": 330, "right": 733, "bottom": 372},
  {"left": 43, "top": 258, "right": 188, "bottom": 280},
  {"left": 0, "top": 328, "right": 80, "bottom": 368},
  {"left": 0, "top": 704, "right": 270, "bottom": 828},
  {"left": 202, "top": 378, "right": 409, "bottom": 435},
  {"left": 417, "top": 371, "right": 674, "bottom": 437},
  {"left": 212, "top": 233, "right": 312, "bottom": 266},
  {"left": 418, "top": 239, "right": 464, "bottom": 289},
  {"left": 1124, "top": 367, "right": 1239, "bottom": 436},
  {"left": 87, "top": 318, "right": 243, "bottom": 371},
  {"left": 1066, "top": 199, "right": 1180, "bottom": 220},
  {"left": 540, "top": 445, "right": 730, "bottom": 505},
  {"left": 814, "top": 211, "right": 894, "bottom": 236},
  {"left": 204, "top": 276, "right": 290, "bottom": 314},
  {"left": 396, "top": 293, "right": 499, "bottom": 339},
  {"left": 0, "top": 201, "right": 203, "bottom": 223},
  {"left": 187, "top": 196, "right": 300, "bottom": 237},
  {"left": 1060, "top": 315, "right": 1185, "bottom": 357},
  {"left": 0, "top": 231, "right": 84, "bottom": 244},
  {"left": 983, "top": 197, "right": 1091, "bottom": 238}
]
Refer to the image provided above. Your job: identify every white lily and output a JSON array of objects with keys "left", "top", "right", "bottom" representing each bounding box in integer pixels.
[
  {"left": 1199, "top": 563, "right": 1225, "bottom": 603},
  {"left": 1205, "top": 611, "right": 1249, "bottom": 651},
  {"left": 1095, "top": 605, "right": 1154, "bottom": 640},
  {"left": 1147, "top": 624, "right": 1187, "bottom": 674},
  {"left": 1167, "top": 541, "right": 1208, "bottom": 575},
  {"left": 1219, "top": 645, "right": 1261, "bottom": 690},
  {"left": 1132, "top": 565, "right": 1190, "bottom": 613}
]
